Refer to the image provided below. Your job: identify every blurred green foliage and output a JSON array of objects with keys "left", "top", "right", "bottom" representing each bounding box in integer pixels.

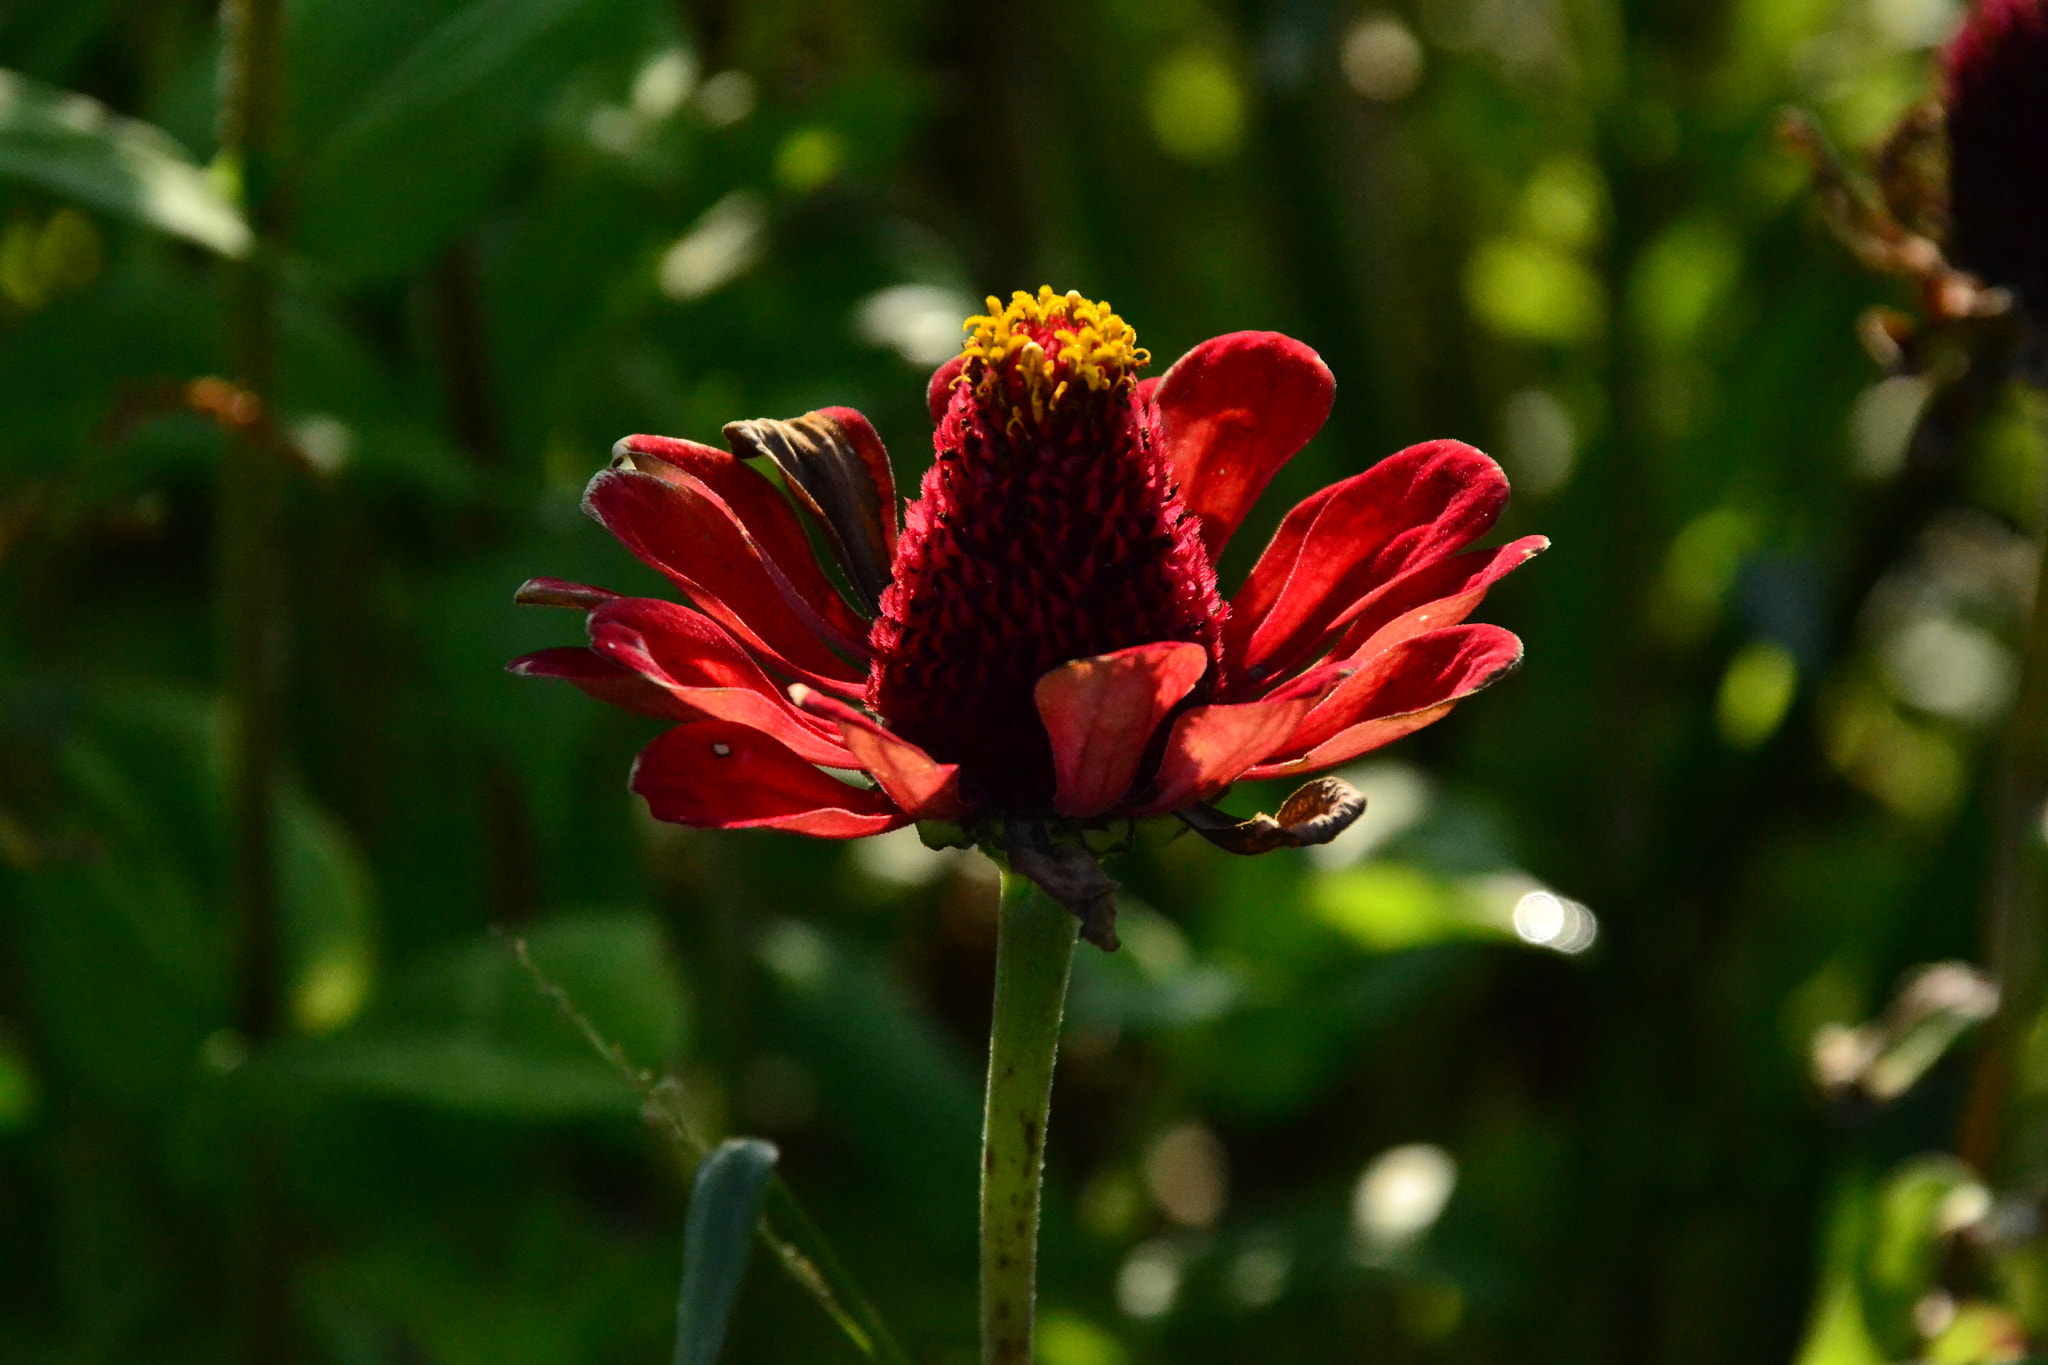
[{"left": 0, "top": 0, "right": 2040, "bottom": 1361}]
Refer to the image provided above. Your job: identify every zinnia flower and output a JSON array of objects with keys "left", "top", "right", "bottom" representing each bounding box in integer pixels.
[
  {"left": 1943, "top": 0, "right": 2048, "bottom": 316},
  {"left": 512, "top": 288, "right": 1541, "bottom": 946}
]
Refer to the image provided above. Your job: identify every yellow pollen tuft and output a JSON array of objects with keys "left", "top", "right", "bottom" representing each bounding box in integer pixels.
[{"left": 957, "top": 286, "right": 1150, "bottom": 426}]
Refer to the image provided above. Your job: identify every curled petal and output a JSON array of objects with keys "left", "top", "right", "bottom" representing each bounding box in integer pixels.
[
  {"left": 927, "top": 355, "right": 968, "bottom": 423},
  {"left": 1245, "top": 624, "right": 1525, "bottom": 779},
  {"left": 612, "top": 434, "right": 862, "bottom": 639},
  {"left": 513, "top": 577, "right": 619, "bottom": 611},
  {"left": 588, "top": 599, "right": 853, "bottom": 766},
  {"left": 631, "top": 719, "right": 906, "bottom": 838},
  {"left": 1178, "top": 776, "right": 1368, "bottom": 855},
  {"left": 1225, "top": 441, "right": 1511, "bottom": 691},
  {"left": 1034, "top": 641, "right": 1210, "bottom": 819},
  {"left": 507, "top": 646, "right": 688, "bottom": 720},
  {"left": 724, "top": 407, "right": 899, "bottom": 615},
  {"left": 1154, "top": 332, "right": 1335, "bottom": 560},
  {"left": 790, "top": 685, "right": 969, "bottom": 821},
  {"left": 583, "top": 467, "right": 867, "bottom": 693},
  {"left": 608, "top": 437, "right": 874, "bottom": 656}
]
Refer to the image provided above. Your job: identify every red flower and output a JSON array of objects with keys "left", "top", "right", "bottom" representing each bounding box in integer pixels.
[
  {"left": 1942, "top": 0, "right": 2048, "bottom": 315},
  {"left": 512, "top": 289, "right": 1541, "bottom": 945}
]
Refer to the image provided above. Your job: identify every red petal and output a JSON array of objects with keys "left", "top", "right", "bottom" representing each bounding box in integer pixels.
[
  {"left": 583, "top": 468, "right": 866, "bottom": 693},
  {"left": 1153, "top": 332, "right": 1335, "bottom": 560},
  {"left": 790, "top": 686, "right": 969, "bottom": 820},
  {"left": 631, "top": 719, "right": 906, "bottom": 837},
  {"left": 1245, "top": 624, "right": 1524, "bottom": 778},
  {"left": 1223, "top": 441, "right": 1510, "bottom": 692},
  {"left": 927, "top": 356, "right": 968, "bottom": 423},
  {"left": 1327, "top": 535, "right": 1546, "bottom": 663},
  {"left": 1134, "top": 695, "right": 1323, "bottom": 815},
  {"left": 609, "top": 437, "right": 874, "bottom": 657},
  {"left": 587, "top": 598, "right": 855, "bottom": 767},
  {"left": 1034, "top": 642, "right": 1210, "bottom": 818},
  {"left": 513, "top": 577, "right": 619, "bottom": 610},
  {"left": 508, "top": 646, "right": 689, "bottom": 719}
]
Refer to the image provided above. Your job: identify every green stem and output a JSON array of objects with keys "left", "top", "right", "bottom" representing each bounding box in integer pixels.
[{"left": 981, "top": 869, "right": 1078, "bottom": 1365}]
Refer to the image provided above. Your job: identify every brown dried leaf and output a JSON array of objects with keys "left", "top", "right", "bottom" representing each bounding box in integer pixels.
[
  {"left": 1004, "top": 819, "right": 1120, "bottom": 951},
  {"left": 1178, "top": 776, "right": 1367, "bottom": 855}
]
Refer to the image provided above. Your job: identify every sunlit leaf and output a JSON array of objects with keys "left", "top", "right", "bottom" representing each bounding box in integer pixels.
[
  {"left": 0, "top": 69, "right": 250, "bottom": 255},
  {"left": 278, "top": 786, "right": 379, "bottom": 1035}
]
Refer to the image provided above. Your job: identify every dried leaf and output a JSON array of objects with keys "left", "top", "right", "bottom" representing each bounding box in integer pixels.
[
  {"left": 1178, "top": 776, "right": 1367, "bottom": 855},
  {"left": 1004, "top": 819, "right": 1120, "bottom": 951}
]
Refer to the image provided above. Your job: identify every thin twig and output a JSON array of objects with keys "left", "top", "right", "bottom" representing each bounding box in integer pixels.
[{"left": 501, "top": 930, "right": 915, "bottom": 1365}]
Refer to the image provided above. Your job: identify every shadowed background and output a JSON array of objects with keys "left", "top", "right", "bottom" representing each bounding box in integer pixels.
[{"left": 0, "top": 0, "right": 2027, "bottom": 1362}]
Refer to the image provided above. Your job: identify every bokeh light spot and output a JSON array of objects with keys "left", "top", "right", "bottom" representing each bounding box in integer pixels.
[{"left": 1147, "top": 50, "right": 1245, "bottom": 164}]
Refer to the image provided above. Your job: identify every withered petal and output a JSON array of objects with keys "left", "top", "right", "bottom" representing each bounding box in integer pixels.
[
  {"left": 725, "top": 409, "right": 898, "bottom": 616},
  {"left": 1004, "top": 819, "right": 1121, "bottom": 952},
  {"left": 1177, "top": 776, "right": 1367, "bottom": 855},
  {"left": 513, "top": 577, "right": 619, "bottom": 611}
]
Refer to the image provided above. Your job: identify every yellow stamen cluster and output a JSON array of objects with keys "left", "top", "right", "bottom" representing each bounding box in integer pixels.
[{"left": 959, "top": 286, "right": 1150, "bottom": 426}]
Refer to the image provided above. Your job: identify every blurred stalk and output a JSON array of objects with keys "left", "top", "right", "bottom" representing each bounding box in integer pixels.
[
  {"left": 220, "top": 0, "right": 284, "bottom": 1045},
  {"left": 979, "top": 870, "right": 1077, "bottom": 1365},
  {"left": 1960, "top": 405, "right": 2048, "bottom": 1171},
  {"left": 218, "top": 1, "right": 289, "bottom": 1361},
  {"left": 432, "top": 241, "right": 502, "bottom": 466}
]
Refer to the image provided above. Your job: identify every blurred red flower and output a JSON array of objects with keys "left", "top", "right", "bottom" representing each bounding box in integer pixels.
[
  {"left": 1943, "top": 0, "right": 2048, "bottom": 317},
  {"left": 513, "top": 289, "right": 1540, "bottom": 943}
]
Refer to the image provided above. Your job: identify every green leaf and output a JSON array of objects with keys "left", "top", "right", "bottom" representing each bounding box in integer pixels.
[
  {"left": 269, "top": 911, "right": 688, "bottom": 1118},
  {"left": 674, "top": 1138, "right": 778, "bottom": 1365},
  {"left": 296, "top": 0, "right": 615, "bottom": 280},
  {"left": 0, "top": 68, "right": 250, "bottom": 255}
]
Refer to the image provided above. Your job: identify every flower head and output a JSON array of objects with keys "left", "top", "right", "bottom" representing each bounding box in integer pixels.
[
  {"left": 1943, "top": 0, "right": 2048, "bottom": 314},
  {"left": 868, "top": 288, "right": 1223, "bottom": 812},
  {"left": 512, "top": 290, "right": 1542, "bottom": 946}
]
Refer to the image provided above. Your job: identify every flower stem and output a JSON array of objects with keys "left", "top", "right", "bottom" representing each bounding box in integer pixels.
[{"left": 981, "top": 868, "right": 1078, "bottom": 1365}]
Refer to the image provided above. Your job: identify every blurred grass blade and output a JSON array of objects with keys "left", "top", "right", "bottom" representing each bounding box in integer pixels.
[
  {"left": 298, "top": 0, "right": 606, "bottom": 278},
  {"left": 0, "top": 69, "right": 250, "bottom": 256},
  {"left": 321, "top": 0, "right": 589, "bottom": 147},
  {"left": 675, "top": 1138, "right": 778, "bottom": 1365},
  {"left": 757, "top": 1176, "right": 913, "bottom": 1365}
]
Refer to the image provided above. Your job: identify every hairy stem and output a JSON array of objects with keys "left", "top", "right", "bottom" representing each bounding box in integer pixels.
[{"left": 981, "top": 869, "right": 1078, "bottom": 1365}]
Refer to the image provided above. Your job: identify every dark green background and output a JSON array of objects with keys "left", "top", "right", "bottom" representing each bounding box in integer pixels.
[{"left": 0, "top": 0, "right": 2030, "bottom": 1361}]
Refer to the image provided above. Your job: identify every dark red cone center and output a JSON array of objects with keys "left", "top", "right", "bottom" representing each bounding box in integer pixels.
[{"left": 866, "top": 289, "right": 1225, "bottom": 813}]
